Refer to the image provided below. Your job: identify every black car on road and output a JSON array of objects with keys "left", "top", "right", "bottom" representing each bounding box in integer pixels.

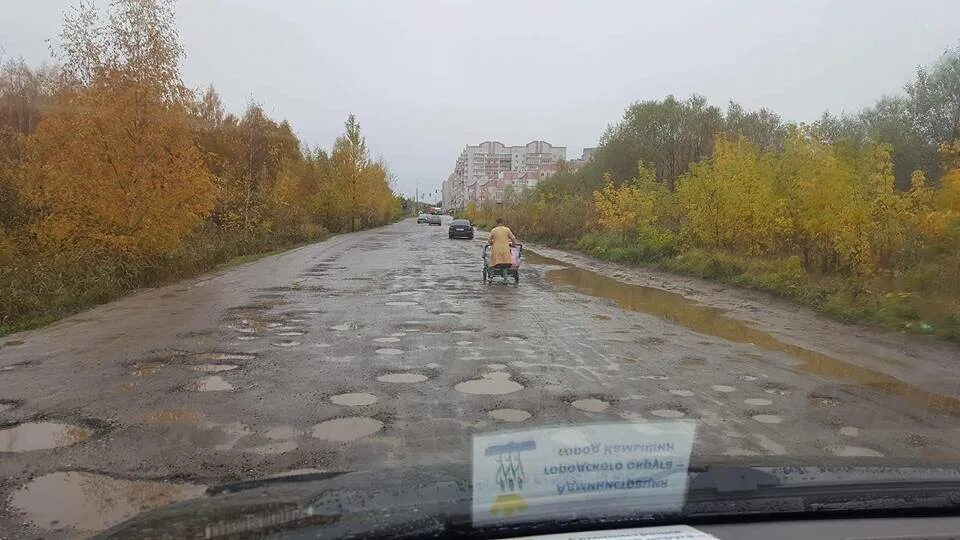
[{"left": 448, "top": 219, "right": 474, "bottom": 239}]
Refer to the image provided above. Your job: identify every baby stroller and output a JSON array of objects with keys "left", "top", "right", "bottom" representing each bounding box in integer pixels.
[{"left": 483, "top": 244, "right": 522, "bottom": 284}]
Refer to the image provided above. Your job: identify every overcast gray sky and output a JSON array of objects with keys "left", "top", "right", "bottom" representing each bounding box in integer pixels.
[{"left": 2, "top": 1, "right": 959, "bottom": 200}]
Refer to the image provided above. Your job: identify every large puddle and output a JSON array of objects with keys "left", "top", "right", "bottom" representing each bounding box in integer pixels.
[
  {"left": 10, "top": 471, "right": 205, "bottom": 533},
  {"left": 528, "top": 250, "right": 960, "bottom": 415},
  {"left": 0, "top": 422, "right": 93, "bottom": 452}
]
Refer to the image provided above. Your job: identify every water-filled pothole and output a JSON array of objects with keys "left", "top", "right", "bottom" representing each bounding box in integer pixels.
[
  {"left": 331, "top": 392, "right": 378, "bottom": 406},
  {"left": 829, "top": 445, "right": 884, "bottom": 457},
  {"left": 455, "top": 372, "right": 523, "bottom": 395},
  {"left": 649, "top": 409, "right": 685, "bottom": 419},
  {"left": 488, "top": 409, "right": 531, "bottom": 422},
  {"left": 311, "top": 417, "right": 383, "bottom": 442},
  {"left": 375, "top": 348, "right": 404, "bottom": 355},
  {"left": 0, "top": 422, "right": 93, "bottom": 452},
  {"left": 189, "top": 364, "right": 239, "bottom": 373},
  {"left": 377, "top": 373, "right": 427, "bottom": 383},
  {"left": 571, "top": 398, "right": 609, "bottom": 412},
  {"left": 192, "top": 376, "right": 234, "bottom": 392},
  {"left": 330, "top": 322, "right": 362, "bottom": 331},
  {"left": 10, "top": 471, "right": 205, "bottom": 533},
  {"left": 192, "top": 352, "right": 255, "bottom": 362}
]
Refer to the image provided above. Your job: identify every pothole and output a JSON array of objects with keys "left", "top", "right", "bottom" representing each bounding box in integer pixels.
[
  {"left": 10, "top": 471, "right": 205, "bottom": 533},
  {"left": 744, "top": 398, "right": 773, "bottom": 406},
  {"left": 272, "top": 341, "right": 301, "bottom": 348},
  {"left": 0, "top": 422, "right": 93, "bottom": 452},
  {"left": 377, "top": 373, "right": 427, "bottom": 383},
  {"left": 0, "top": 401, "right": 18, "bottom": 413},
  {"left": 131, "top": 361, "right": 163, "bottom": 376},
  {"left": 751, "top": 414, "right": 783, "bottom": 424},
  {"left": 649, "top": 409, "right": 685, "bottom": 418},
  {"left": 385, "top": 301, "right": 418, "bottom": 307},
  {"left": 189, "top": 364, "right": 239, "bottom": 373},
  {"left": 192, "top": 376, "right": 234, "bottom": 392},
  {"left": 571, "top": 398, "right": 609, "bottom": 412},
  {"left": 373, "top": 337, "right": 401, "bottom": 343},
  {"left": 486, "top": 364, "right": 507, "bottom": 370},
  {"left": 455, "top": 341, "right": 473, "bottom": 346},
  {"left": 276, "top": 331, "right": 305, "bottom": 337},
  {"left": 712, "top": 385, "right": 736, "bottom": 393},
  {"left": 840, "top": 426, "right": 861, "bottom": 437},
  {"left": 311, "top": 417, "right": 384, "bottom": 442},
  {"left": 192, "top": 353, "right": 255, "bottom": 362},
  {"left": 488, "top": 409, "right": 531, "bottom": 422},
  {"left": 455, "top": 372, "right": 523, "bottom": 395},
  {"left": 829, "top": 445, "right": 884, "bottom": 457},
  {"left": 331, "top": 392, "right": 378, "bottom": 406},
  {"left": 375, "top": 348, "right": 404, "bottom": 355},
  {"left": 669, "top": 390, "right": 695, "bottom": 397},
  {"left": 330, "top": 322, "right": 362, "bottom": 331}
]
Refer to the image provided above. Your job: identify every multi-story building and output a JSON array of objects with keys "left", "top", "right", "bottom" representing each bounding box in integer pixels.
[
  {"left": 566, "top": 147, "right": 597, "bottom": 172},
  {"left": 442, "top": 140, "right": 566, "bottom": 209}
]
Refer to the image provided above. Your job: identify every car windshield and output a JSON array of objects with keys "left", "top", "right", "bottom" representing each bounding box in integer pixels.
[{"left": 3, "top": 1, "right": 960, "bottom": 538}]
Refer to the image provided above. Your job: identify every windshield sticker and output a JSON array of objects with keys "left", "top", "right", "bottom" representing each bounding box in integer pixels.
[
  {"left": 471, "top": 422, "right": 696, "bottom": 526},
  {"left": 522, "top": 525, "right": 718, "bottom": 539}
]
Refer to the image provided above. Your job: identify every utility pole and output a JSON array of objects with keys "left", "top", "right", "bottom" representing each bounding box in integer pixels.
[{"left": 414, "top": 185, "right": 418, "bottom": 214}]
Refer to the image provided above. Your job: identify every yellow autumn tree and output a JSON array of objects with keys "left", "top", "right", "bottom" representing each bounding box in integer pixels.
[
  {"left": 19, "top": 0, "right": 213, "bottom": 260},
  {"left": 677, "top": 135, "right": 777, "bottom": 254},
  {"left": 593, "top": 163, "right": 668, "bottom": 242}
]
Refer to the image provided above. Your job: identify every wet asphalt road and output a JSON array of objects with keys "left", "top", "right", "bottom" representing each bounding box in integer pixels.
[{"left": 3, "top": 217, "right": 960, "bottom": 536}]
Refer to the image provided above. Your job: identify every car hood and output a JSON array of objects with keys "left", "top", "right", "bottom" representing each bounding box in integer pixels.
[{"left": 96, "top": 461, "right": 960, "bottom": 539}]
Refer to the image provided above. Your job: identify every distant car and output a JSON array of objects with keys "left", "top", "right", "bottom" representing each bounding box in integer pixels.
[
  {"left": 448, "top": 219, "right": 474, "bottom": 239},
  {"left": 427, "top": 215, "right": 442, "bottom": 226},
  {"left": 417, "top": 213, "right": 428, "bottom": 224}
]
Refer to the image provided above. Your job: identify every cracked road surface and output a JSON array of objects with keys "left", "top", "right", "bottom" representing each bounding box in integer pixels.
[{"left": 2, "top": 217, "right": 960, "bottom": 536}]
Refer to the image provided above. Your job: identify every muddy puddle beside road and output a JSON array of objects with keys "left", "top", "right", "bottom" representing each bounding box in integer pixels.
[{"left": 525, "top": 250, "right": 960, "bottom": 415}]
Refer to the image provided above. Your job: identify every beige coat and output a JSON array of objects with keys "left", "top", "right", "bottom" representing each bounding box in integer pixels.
[{"left": 488, "top": 225, "right": 517, "bottom": 267}]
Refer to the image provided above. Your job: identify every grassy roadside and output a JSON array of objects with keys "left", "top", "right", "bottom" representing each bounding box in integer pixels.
[
  {"left": 466, "top": 218, "right": 960, "bottom": 342},
  {"left": 0, "top": 229, "right": 332, "bottom": 337}
]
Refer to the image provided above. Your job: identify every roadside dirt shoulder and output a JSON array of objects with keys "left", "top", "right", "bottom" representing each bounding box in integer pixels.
[{"left": 521, "top": 240, "right": 960, "bottom": 399}]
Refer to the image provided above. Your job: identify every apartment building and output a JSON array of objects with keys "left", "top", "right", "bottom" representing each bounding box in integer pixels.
[{"left": 442, "top": 140, "right": 566, "bottom": 209}]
